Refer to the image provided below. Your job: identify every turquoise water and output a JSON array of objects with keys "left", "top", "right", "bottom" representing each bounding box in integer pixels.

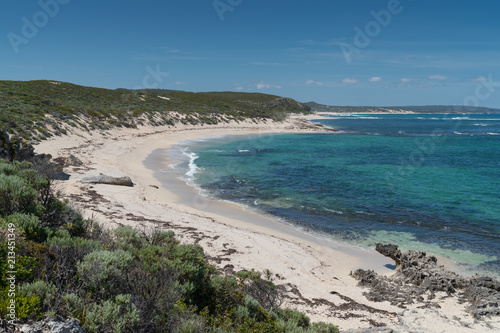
[{"left": 174, "top": 114, "right": 500, "bottom": 275}]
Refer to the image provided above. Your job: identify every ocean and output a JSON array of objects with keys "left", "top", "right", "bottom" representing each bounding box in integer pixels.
[{"left": 171, "top": 114, "right": 500, "bottom": 276}]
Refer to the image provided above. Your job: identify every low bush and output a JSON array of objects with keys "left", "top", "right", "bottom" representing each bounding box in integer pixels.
[
  {"left": 77, "top": 249, "right": 133, "bottom": 299},
  {"left": 0, "top": 174, "right": 39, "bottom": 217},
  {"left": 18, "top": 280, "right": 57, "bottom": 316},
  {"left": 84, "top": 294, "right": 140, "bottom": 333},
  {"left": 1, "top": 213, "right": 49, "bottom": 242}
]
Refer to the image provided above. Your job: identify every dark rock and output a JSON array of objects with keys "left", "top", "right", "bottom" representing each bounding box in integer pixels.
[
  {"left": 376, "top": 244, "right": 402, "bottom": 269},
  {"left": 0, "top": 130, "right": 48, "bottom": 165},
  {"left": 52, "top": 155, "right": 82, "bottom": 170},
  {"left": 352, "top": 244, "right": 500, "bottom": 319},
  {"left": 351, "top": 269, "right": 379, "bottom": 287},
  {"left": 65, "top": 155, "right": 83, "bottom": 167},
  {"left": 81, "top": 173, "right": 133, "bottom": 187}
]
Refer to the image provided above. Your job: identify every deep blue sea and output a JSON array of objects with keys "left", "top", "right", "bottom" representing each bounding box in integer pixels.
[{"left": 174, "top": 114, "right": 500, "bottom": 276}]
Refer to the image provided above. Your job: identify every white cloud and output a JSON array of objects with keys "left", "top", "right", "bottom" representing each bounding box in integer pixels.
[
  {"left": 305, "top": 79, "right": 323, "bottom": 86},
  {"left": 255, "top": 81, "right": 281, "bottom": 90},
  {"left": 429, "top": 75, "right": 447, "bottom": 80},
  {"left": 175, "top": 81, "right": 187, "bottom": 85},
  {"left": 236, "top": 86, "right": 244, "bottom": 91},
  {"left": 401, "top": 78, "right": 412, "bottom": 83},
  {"left": 473, "top": 76, "right": 488, "bottom": 82},
  {"left": 342, "top": 78, "right": 358, "bottom": 84},
  {"left": 256, "top": 82, "right": 270, "bottom": 89},
  {"left": 368, "top": 77, "right": 382, "bottom": 82}
]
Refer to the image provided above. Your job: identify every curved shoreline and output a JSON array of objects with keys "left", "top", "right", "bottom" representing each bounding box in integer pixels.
[
  {"left": 160, "top": 130, "right": 473, "bottom": 276},
  {"left": 145, "top": 144, "right": 395, "bottom": 275},
  {"left": 33, "top": 115, "right": 500, "bottom": 332}
]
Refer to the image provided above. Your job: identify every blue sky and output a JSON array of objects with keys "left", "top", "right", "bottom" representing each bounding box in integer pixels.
[{"left": 1, "top": 0, "right": 500, "bottom": 107}]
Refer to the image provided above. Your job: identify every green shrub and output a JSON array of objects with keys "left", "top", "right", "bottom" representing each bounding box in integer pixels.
[
  {"left": 84, "top": 294, "right": 139, "bottom": 333},
  {"left": 0, "top": 174, "right": 38, "bottom": 217},
  {"left": 244, "top": 295, "right": 262, "bottom": 315},
  {"left": 47, "top": 236, "right": 101, "bottom": 290},
  {"left": 2, "top": 213, "right": 48, "bottom": 242},
  {"left": 0, "top": 288, "right": 41, "bottom": 321},
  {"left": 234, "top": 305, "right": 250, "bottom": 318},
  {"left": 0, "top": 233, "right": 7, "bottom": 289},
  {"left": 125, "top": 257, "right": 181, "bottom": 332},
  {"left": 276, "top": 308, "right": 311, "bottom": 328},
  {"left": 18, "top": 280, "right": 57, "bottom": 313},
  {"left": 236, "top": 269, "right": 283, "bottom": 311},
  {"left": 171, "top": 244, "right": 218, "bottom": 307},
  {"left": 113, "top": 226, "right": 145, "bottom": 253},
  {"left": 173, "top": 317, "right": 206, "bottom": 333},
  {"left": 40, "top": 197, "right": 85, "bottom": 235},
  {"left": 311, "top": 322, "right": 339, "bottom": 333},
  {"left": 77, "top": 249, "right": 133, "bottom": 298},
  {"left": 149, "top": 229, "right": 178, "bottom": 248},
  {"left": 274, "top": 318, "right": 304, "bottom": 333},
  {"left": 62, "top": 293, "right": 86, "bottom": 321},
  {"left": 0, "top": 162, "right": 17, "bottom": 176}
]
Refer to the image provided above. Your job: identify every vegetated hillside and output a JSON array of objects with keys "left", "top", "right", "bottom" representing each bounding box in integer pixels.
[
  {"left": 305, "top": 102, "right": 500, "bottom": 114},
  {"left": 0, "top": 80, "right": 311, "bottom": 141}
]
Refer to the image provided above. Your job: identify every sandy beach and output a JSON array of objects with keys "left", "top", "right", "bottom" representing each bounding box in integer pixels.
[{"left": 34, "top": 115, "right": 500, "bottom": 332}]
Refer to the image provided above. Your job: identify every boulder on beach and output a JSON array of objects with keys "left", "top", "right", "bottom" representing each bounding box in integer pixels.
[{"left": 81, "top": 173, "right": 134, "bottom": 187}]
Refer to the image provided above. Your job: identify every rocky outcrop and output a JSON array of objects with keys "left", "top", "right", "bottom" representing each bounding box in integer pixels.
[
  {"left": 0, "top": 131, "right": 34, "bottom": 162},
  {"left": 0, "top": 129, "right": 69, "bottom": 180},
  {"left": 375, "top": 244, "right": 402, "bottom": 269},
  {"left": 351, "top": 243, "right": 500, "bottom": 318},
  {"left": 52, "top": 155, "right": 83, "bottom": 169},
  {"left": 64, "top": 155, "right": 83, "bottom": 167},
  {"left": 81, "top": 173, "right": 133, "bottom": 187},
  {"left": 0, "top": 130, "right": 53, "bottom": 165},
  {"left": 465, "top": 276, "right": 500, "bottom": 318},
  {"left": 10, "top": 317, "right": 84, "bottom": 333}
]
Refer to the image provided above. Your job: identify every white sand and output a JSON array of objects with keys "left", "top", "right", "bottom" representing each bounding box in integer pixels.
[{"left": 35, "top": 115, "right": 500, "bottom": 332}]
